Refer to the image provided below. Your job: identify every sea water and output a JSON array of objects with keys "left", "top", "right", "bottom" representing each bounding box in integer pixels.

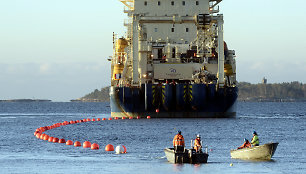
[{"left": 0, "top": 102, "right": 305, "bottom": 174}]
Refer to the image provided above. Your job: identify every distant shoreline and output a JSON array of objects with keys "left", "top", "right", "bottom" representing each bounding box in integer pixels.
[{"left": 0, "top": 99, "right": 52, "bottom": 102}]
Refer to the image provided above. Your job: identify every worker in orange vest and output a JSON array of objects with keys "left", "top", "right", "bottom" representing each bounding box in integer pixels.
[
  {"left": 237, "top": 138, "right": 252, "bottom": 149},
  {"left": 194, "top": 134, "right": 202, "bottom": 153},
  {"left": 173, "top": 130, "right": 185, "bottom": 152}
]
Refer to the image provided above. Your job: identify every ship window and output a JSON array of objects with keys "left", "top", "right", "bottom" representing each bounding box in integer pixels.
[
  {"left": 196, "top": 1, "right": 199, "bottom": 5},
  {"left": 171, "top": 1, "right": 174, "bottom": 6},
  {"left": 182, "top": 1, "right": 185, "bottom": 6},
  {"left": 158, "top": 1, "right": 161, "bottom": 6},
  {"left": 154, "top": 28, "right": 158, "bottom": 32},
  {"left": 144, "top": 1, "right": 147, "bottom": 6},
  {"left": 186, "top": 28, "right": 189, "bottom": 32},
  {"left": 171, "top": 28, "right": 175, "bottom": 32}
]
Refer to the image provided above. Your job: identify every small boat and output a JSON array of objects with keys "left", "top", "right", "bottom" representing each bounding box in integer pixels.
[
  {"left": 230, "top": 142, "right": 279, "bottom": 160},
  {"left": 164, "top": 148, "right": 209, "bottom": 164}
]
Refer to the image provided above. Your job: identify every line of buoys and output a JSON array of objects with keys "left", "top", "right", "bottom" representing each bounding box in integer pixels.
[{"left": 33, "top": 116, "right": 147, "bottom": 152}]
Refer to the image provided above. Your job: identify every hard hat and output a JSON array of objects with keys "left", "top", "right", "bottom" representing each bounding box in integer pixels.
[
  {"left": 178, "top": 130, "right": 181, "bottom": 134},
  {"left": 197, "top": 134, "right": 200, "bottom": 138},
  {"left": 253, "top": 131, "right": 257, "bottom": 135},
  {"left": 244, "top": 138, "right": 247, "bottom": 142}
]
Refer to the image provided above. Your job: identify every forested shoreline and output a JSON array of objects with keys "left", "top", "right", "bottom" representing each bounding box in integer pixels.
[{"left": 73, "top": 82, "right": 306, "bottom": 102}]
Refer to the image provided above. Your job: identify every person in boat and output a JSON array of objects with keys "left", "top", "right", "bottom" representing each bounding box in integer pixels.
[
  {"left": 251, "top": 131, "right": 259, "bottom": 146},
  {"left": 237, "top": 138, "right": 251, "bottom": 149},
  {"left": 194, "top": 134, "right": 202, "bottom": 153},
  {"left": 173, "top": 130, "right": 185, "bottom": 152}
]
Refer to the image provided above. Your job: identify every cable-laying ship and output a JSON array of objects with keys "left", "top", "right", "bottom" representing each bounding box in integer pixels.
[{"left": 110, "top": 0, "right": 238, "bottom": 118}]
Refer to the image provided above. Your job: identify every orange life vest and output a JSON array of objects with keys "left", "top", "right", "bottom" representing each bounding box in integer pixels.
[
  {"left": 173, "top": 134, "right": 185, "bottom": 146},
  {"left": 194, "top": 138, "right": 202, "bottom": 152}
]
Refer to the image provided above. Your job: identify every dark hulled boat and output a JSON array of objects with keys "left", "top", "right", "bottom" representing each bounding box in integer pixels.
[
  {"left": 111, "top": 0, "right": 238, "bottom": 118},
  {"left": 164, "top": 148, "right": 209, "bottom": 164}
]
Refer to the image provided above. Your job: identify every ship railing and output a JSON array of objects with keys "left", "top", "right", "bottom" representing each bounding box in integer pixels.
[
  {"left": 123, "top": 6, "right": 134, "bottom": 13},
  {"left": 152, "top": 57, "right": 204, "bottom": 64}
]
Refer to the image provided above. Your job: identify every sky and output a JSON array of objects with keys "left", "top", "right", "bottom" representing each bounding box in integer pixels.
[{"left": 0, "top": 0, "right": 306, "bottom": 101}]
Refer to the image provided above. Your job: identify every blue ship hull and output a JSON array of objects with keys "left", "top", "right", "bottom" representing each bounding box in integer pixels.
[{"left": 110, "top": 84, "right": 238, "bottom": 118}]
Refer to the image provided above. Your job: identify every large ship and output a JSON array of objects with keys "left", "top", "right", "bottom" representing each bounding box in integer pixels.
[{"left": 110, "top": 0, "right": 238, "bottom": 118}]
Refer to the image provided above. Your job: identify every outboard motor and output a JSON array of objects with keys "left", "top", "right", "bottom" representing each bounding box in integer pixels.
[{"left": 188, "top": 149, "right": 196, "bottom": 163}]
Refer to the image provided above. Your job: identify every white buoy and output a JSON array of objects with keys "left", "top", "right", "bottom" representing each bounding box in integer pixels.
[{"left": 115, "top": 145, "right": 127, "bottom": 154}]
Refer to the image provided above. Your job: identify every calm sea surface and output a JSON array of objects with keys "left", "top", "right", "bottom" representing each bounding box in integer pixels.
[{"left": 0, "top": 102, "right": 305, "bottom": 174}]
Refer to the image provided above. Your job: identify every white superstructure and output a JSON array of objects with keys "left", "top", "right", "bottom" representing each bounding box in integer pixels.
[{"left": 112, "top": 0, "right": 236, "bottom": 88}]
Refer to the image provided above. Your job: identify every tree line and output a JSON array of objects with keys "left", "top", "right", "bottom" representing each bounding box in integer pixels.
[{"left": 76, "top": 81, "right": 306, "bottom": 102}]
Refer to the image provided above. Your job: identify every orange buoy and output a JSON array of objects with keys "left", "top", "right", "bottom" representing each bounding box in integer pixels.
[
  {"left": 102, "top": 118, "right": 106, "bottom": 121},
  {"left": 48, "top": 137, "right": 54, "bottom": 142},
  {"left": 82, "top": 119, "right": 87, "bottom": 122},
  {"left": 108, "top": 118, "right": 112, "bottom": 120},
  {"left": 115, "top": 117, "right": 118, "bottom": 120},
  {"left": 66, "top": 140, "right": 73, "bottom": 145},
  {"left": 69, "top": 120, "right": 74, "bottom": 124},
  {"left": 97, "top": 118, "right": 101, "bottom": 121},
  {"left": 83, "top": 141, "right": 91, "bottom": 148},
  {"left": 40, "top": 134, "right": 46, "bottom": 139},
  {"left": 129, "top": 117, "right": 133, "bottom": 119},
  {"left": 147, "top": 116, "right": 151, "bottom": 119},
  {"left": 137, "top": 116, "right": 140, "bottom": 119},
  {"left": 122, "top": 145, "right": 127, "bottom": 153},
  {"left": 43, "top": 135, "right": 50, "bottom": 141},
  {"left": 53, "top": 137, "right": 59, "bottom": 143},
  {"left": 105, "top": 144, "right": 114, "bottom": 151},
  {"left": 86, "top": 118, "right": 91, "bottom": 122},
  {"left": 91, "top": 143, "right": 99, "bottom": 150},
  {"left": 63, "top": 121, "right": 69, "bottom": 125},
  {"left": 34, "top": 131, "right": 40, "bottom": 136},
  {"left": 74, "top": 141, "right": 81, "bottom": 147},
  {"left": 122, "top": 117, "right": 126, "bottom": 120},
  {"left": 59, "top": 139, "right": 66, "bottom": 143},
  {"left": 36, "top": 133, "right": 41, "bottom": 139},
  {"left": 92, "top": 118, "right": 96, "bottom": 121},
  {"left": 156, "top": 108, "right": 159, "bottom": 113}
]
